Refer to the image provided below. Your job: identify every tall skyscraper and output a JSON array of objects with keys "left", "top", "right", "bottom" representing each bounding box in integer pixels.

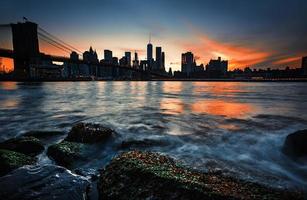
[
  {"left": 161, "top": 52, "right": 165, "bottom": 71},
  {"left": 155, "top": 47, "right": 162, "bottom": 70},
  {"left": 302, "top": 56, "right": 307, "bottom": 75},
  {"left": 147, "top": 35, "right": 153, "bottom": 70},
  {"left": 133, "top": 52, "right": 139, "bottom": 68},
  {"left": 104, "top": 50, "right": 113, "bottom": 64},
  {"left": 181, "top": 52, "right": 194, "bottom": 76},
  {"left": 125, "top": 52, "right": 131, "bottom": 67}
]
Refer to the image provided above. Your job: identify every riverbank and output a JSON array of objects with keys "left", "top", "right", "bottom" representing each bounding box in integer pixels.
[{"left": 0, "top": 123, "right": 306, "bottom": 199}]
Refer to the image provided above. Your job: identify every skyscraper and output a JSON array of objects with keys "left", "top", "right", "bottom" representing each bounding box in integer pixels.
[
  {"left": 181, "top": 52, "right": 194, "bottom": 76},
  {"left": 104, "top": 50, "right": 113, "bottom": 64},
  {"left": 147, "top": 35, "right": 153, "bottom": 70},
  {"left": 155, "top": 47, "right": 162, "bottom": 70},
  {"left": 125, "top": 52, "right": 131, "bottom": 67},
  {"left": 162, "top": 52, "right": 165, "bottom": 71},
  {"left": 133, "top": 52, "right": 139, "bottom": 68}
]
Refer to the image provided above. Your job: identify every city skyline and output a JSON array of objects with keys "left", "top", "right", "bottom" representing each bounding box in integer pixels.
[{"left": 1, "top": 0, "right": 307, "bottom": 72}]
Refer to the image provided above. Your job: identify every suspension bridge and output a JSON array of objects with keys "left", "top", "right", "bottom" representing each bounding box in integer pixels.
[{"left": 0, "top": 21, "right": 169, "bottom": 80}]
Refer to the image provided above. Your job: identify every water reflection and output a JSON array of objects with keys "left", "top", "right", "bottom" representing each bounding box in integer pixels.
[
  {"left": 0, "top": 82, "right": 18, "bottom": 90},
  {"left": 160, "top": 98, "right": 184, "bottom": 115},
  {"left": 191, "top": 100, "right": 255, "bottom": 118}
]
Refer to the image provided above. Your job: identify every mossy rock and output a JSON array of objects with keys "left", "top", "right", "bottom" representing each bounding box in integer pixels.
[
  {"left": 0, "top": 136, "right": 44, "bottom": 157},
  {"left": 98, "top": 151, "right": 303, "bottom": 200},
  {"left": 0, "top": 149, "right": 36, "bottom": 176},
  {"left": 65, "top": 122, "right": 114, "bottom": 144},
  {"left": 47, "top": 141, "right": 85, "bottom": 168}
]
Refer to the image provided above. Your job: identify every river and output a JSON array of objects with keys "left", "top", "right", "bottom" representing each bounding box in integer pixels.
[{"left": 0, "top": 81, "right": 307, "bottom": 190}]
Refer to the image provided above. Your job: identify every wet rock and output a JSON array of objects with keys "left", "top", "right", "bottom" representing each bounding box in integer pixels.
[
  {"left": 0, "top": 149, "right": 36, "bottom": 176},
  {"left": 65, "top": 122, "right": 115, "bottom": 143},
  {"left": 98, "top": 151, "right": 303, "bottom": 200},
  {"left": 23, "top": 130, "right": 64, "bottom": 139},
  {"left": 283, "top": 129, "right": 307, "bottom": 158},
  {"left": 0, "top": 164, "right": 90, "bottom": 200},
  {"left": 121, "top": 138, "right": 169, "bottom": 149},
  {"left": 0, "top": 136, "right": 44, "bottom": 156},
  {"left": 47, "top": 141, "right": 85, "bottom": 168}
]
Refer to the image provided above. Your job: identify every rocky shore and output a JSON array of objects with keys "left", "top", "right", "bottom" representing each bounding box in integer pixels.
[{"left": 0, "top": 123, "right": 306, "bottom": 200}]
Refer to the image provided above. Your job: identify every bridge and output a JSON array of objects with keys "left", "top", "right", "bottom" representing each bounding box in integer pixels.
[{"left": 0, "top": 21, "right": 170, "bottom": 80}]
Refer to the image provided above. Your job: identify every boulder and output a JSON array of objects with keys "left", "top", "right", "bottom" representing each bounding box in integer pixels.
[
  {"left": 0, "top": 136, "right": 44, "bottom": 157},
  {"left": 0, "top": 164, "right": 90, "bottom": 200},
  {"left": 98, "top": 151, "right": 303, "bottom": 200},
  {"left": 0, "top": 149, "right": 36, "bottom": 176},
  {"left": 65, "top": 123, "right": 114, "bottom": 143},
  {"left": 282, "top": 129, "right": 307, "bottom": 158},
  {"left": 47, "top": 141, "right": 85, "bottom": 168}
]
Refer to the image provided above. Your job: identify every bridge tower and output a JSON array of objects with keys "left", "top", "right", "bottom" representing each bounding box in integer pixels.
[{"left": 11, "top": 21, "right": 39, "bottom": 77}]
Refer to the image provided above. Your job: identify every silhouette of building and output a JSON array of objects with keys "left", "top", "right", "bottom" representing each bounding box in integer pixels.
[
  {"left": 112, "top": 57, "right": 119, "bottom": 66},
  {"left": 119, "top": 56, "right": 127, "bottom": 66},
  {"left": 206, "top": 57, "right": 228, "bottom": 77},
  {"left": 83, "top": 47, "right": 98, "bottom": 63},
  {"left": 155, "top": 47, "right": 162, "bottom": 70},
  {"left": 11, "top": 21, "right": 40, "bottom": 77},
  {"left": 125, "top": 52, "right": 131, "bottom": 67},
  {"left": 181, "top": 52, "right": 195, "bottom": 76},
  {"left": 147, "top": 42, "right": 153, "bottom": 70},
  {"left": 168, "top": 67, "right": 173, "bottom": 76},
  {"left": 140, "top": 60, "right": 148, "bottom": 71},
  {"left": 70, "top": 51, "right": 79, "bottom": 61},
  {"left": 104, "top": 50, "right": 113, "bottom": 64},
  {"left": 133, "top": 52, "right": 139, "bottom": 68},
  {"left": 162, "top": 52, "right": 165, "bottom": 71},
  {"left": 302, "top": 56, "right": 307, "bottom": 76}
]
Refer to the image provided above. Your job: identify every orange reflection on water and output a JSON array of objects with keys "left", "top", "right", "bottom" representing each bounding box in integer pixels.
[
  {"left": 0, "top": 82, "right": 18, "bottom": 90},
  {"left": 0, "top": 99, "right": 19, "bottom": 109},
  {"left": 160, "top": 98, "right": 184, "bottom": 115},
  {"left": 162, "top": 82, "right": 183, "bottom": 94},
  {"left": 191, "top": 100, "right": 254, "bottom": 118}
]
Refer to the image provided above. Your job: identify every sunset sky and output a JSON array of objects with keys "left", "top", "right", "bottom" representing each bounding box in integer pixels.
[{"left": 1, "top": 0, "right": 307, "bottom": 71}]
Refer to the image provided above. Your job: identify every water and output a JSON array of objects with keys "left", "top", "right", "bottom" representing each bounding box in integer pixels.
[{"left": 0, "top": 81, "right": 307, "bottom": 190}]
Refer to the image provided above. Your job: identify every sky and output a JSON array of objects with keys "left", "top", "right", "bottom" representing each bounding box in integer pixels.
[{"left": 0, "top": 0, "right": 307, "bottom": 72}]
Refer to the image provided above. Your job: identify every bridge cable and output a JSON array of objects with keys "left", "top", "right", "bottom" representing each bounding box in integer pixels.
[{"left": 38, "top": 27, "right": 82, "bottom": 54}]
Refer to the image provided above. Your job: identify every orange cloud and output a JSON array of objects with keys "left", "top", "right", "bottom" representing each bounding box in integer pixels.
[
  {"left": 272, "top": 56, "right": 302, "bottom": 66},
  {"left": 179, "top": 32, "right": 272, "bottom": 70}
]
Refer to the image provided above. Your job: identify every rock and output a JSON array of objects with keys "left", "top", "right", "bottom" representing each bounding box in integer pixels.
[
  {"left": 121, "top": 138, "right": 169, "bottom": 149},
  {"left": 47, "top": 141, "right": 85, "bottom": 168},
  {"left": 0, "top": 136, "right": 44, "bottom": 157},
  {"left": 283, "top": 129, "right": 307, "bottom": 158},
  {"left": 23, "top": 130, "right": 64, "bottom": 139},
  {"left": 0, "top": 149, "right": 36, "bottom": 176},
  {"left": 0, "top": 164, "right": 90, "bottom": 200},
  {"left": 98, "top": 151, "right": 303, "bottom": 200},
  {"left": 65, "top": 122, "right": 114, "bottom": 143}
]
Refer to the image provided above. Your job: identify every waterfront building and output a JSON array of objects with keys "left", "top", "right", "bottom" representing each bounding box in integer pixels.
[
  {"left": 125, "top": 52, "right": 131, "bottom": 67},
  {"left": 104, "top": 50, "right": 113, "bottom": 64},
  {"left": 206, "top": 57, "right": 228, "bottom": 75},
  {"left": 155, "top": 47, "right": 162, "bottom": 70},
  {"left": 181, "top": 52, "right": 195, "bottom": 76},
  {"left": 147, "top": 42, "right": 153, "bottom": 70}
]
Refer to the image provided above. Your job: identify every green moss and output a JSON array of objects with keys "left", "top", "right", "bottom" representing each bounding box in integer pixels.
[
  {"left": 98, "top": 151, "right": 304, "bottom": 200},
  {"left": 0, "top": 149, "right": 36, "bottom": 176},
  {"left": 47, "top": 141, "right": 84, "bottom": 168},
  {"left": 0, "top": 136, "right": 44, "bottom": 156}
]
